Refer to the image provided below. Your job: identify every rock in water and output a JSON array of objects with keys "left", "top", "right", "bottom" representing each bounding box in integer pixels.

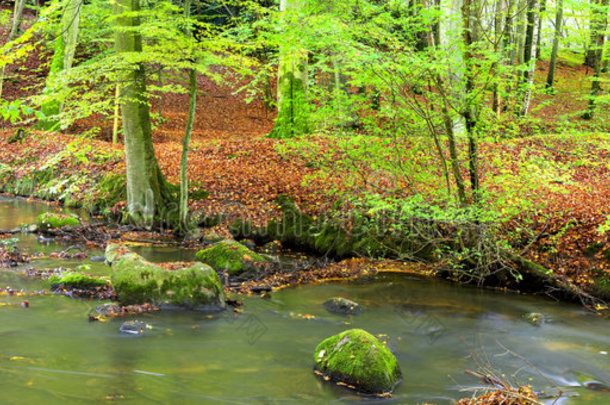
[
  {"left": 313, "top": 329, "right": 401, "bottom": 394},
  {"left": 195, "top": 239, "right": 268, "bottom": 276},
  {"left": 106, "top": 244, "right": 225, "bottom": 311},
  {"left": 37, "top": 213, "right": 80, "bottom": 232},
  {"left": 322, "top": 297, "right": 362, "bottom": 315},
  {"left": 120, "top": 320, "right": 149, "bottom": 335},
  {"left": 524, "top": 312, "right": 544, "bottom": 326}
]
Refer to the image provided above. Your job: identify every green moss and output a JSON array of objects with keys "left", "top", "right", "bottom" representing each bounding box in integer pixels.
[
  {"left": 37, "top": 212, "right": 80, "bottom": 232},
  {"left": 107, "top": 244, "right": 225, "bottom": 310},
  {"left": 195, "top": 239, "right": 267, "bottom": 275},
  {"left": 49, "top": 272, "right": 108, "bottom": 289},
  {"left": 314, "top": 329, "right": 401, "bottom": 394}
]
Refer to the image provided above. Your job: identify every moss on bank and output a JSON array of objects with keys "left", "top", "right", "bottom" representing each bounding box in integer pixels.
[
  {"left": 314, "top": 329, "right": 401, "bottom": 394},
  {"left": 195, "top": 239, "right": 268, "bottom": 275}
]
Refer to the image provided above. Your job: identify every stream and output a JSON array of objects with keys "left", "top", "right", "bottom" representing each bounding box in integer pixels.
[{"left": 0, "top": 196, "right": 609, "bottom": 404}]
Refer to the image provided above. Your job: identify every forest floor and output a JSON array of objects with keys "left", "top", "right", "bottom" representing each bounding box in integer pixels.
[{"left": 0, "top": 6, "right": 609, "bottom": 307}]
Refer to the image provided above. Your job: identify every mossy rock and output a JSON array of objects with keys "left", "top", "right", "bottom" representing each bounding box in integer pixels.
[
  {"left": 37, "top": 213, "right": 80, "bottom": 232},
  {"left": 195, "top": 239, "right": 268, "bottom": 275},
  {"left": 106, "top": 244, "right": 225, "bottom": 311},
  {"left": 313, "top": 329, "right": 401, "bottom": 394},
  {"left": 49, "top": 272, "right": 108, "bottom": 290},
  {"left": 524, "top": 312, "right": 544, "bottom": 326},
  {"left": 323, "top": 297, "right": 363, "bottom": 315}
]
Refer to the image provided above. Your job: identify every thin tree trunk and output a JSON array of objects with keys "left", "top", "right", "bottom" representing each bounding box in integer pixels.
[
  {"left": 40, "top": 0, "right": 83, "bottom": 129},
  {"left": 583, "top": 0, "right": 609, "bottom": 119},
  {"left": 269, "top": 0, "right": 309, "bottom": 139},
  {"left": 546, "top": 0, "right": 563, "bottom": 89},
  {"left": 585, "top": 0, "right": 601, "bottom": 68},
  {"left": 461, "top": 0, "right": 480, "bottom": 202},
  {"left": 115, "top": 0, "right": 174, "bottom": 227},
  {"left": 535, "top": 0, "right": 546, "bottom": 60},
  {"left": 179, "top": 68, "right": 197, "bottom": 232},
  {"left": 0, "top": 0, "right": 26, "bottom": 100},
  {"left": 520, "top": 0, "right": 538, "bottom": 116},
  {"left": 112, "top": 82, "right": 120, "bottom": 144},
  {"left": 179, "top": 0, "right": 196, "bottom": 234}
]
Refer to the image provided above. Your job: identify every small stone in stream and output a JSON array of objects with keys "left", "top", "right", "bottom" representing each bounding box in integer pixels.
[
  {"left": 96, "top": 303, "right": 121, "bottom": 315},
  {"left": 583, "top": 381, "right": 610, "bottom": 392},
  {"left": 120, "top": 320, "right": 150, "bottom": 335},
  {"left": 524, "top": 312, "right": 544, "bottom": 326},
  {"left": 262, "top": 240, "right": 282, "bottom": 254},
  {"left": 323, "top": 297, "right": 362, "bottom": 315},
  {"left": 239, "top": 239, "right": 256, "bottom": 250},
  {"left": 90, "top": 255, "right": 106, "bottom": 262}
]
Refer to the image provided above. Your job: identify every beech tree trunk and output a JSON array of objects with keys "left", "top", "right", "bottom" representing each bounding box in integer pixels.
[
  {"left": 546, "top": 0, "right": 563, "bottom": 89},
  {"left": 269, "top": 0, "right": 309, "bottom": 139},
  {"left": 0, "top": 0, "right": 26, "bottom": 99},
  {"left": 583, "top": 0, "right": 609, "bottom": 119},
  {"left": 114, "top": 0, "right": 174, "bottom": 227},
  {"left": 40, "top": 0, "right": 83, "bottom": 129},
  {"left": 179, "top": 0, "right": 197, "bottom": 234}
]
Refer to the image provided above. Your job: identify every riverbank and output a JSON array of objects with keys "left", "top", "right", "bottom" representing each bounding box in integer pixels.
[{"left": 0, "top": 128, "right": 609, "bottom": 312}]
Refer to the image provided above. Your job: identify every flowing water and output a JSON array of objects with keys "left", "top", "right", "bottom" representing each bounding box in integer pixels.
[{"left": 0, "top": 196, "right": 609, "bottom": 404}]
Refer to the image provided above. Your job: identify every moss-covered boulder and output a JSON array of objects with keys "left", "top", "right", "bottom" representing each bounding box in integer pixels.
[
  {"left": 323, "top": 297, "right": 362, "bottom": 315},
  {"left": 195, "top": 239, "right": 268, "bottom": 275},
  {"left": 106, "top": 244, "right": 225, "bottom": 311},
  {"left": 37, "top": 213, "right": 80, "bottom": 232},
  {"left": 314, "top": 329, "right": 401, "bottom": 394}
]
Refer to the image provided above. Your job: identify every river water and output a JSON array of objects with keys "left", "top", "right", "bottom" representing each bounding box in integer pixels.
[{"left": 0, "top": 196, "right": 608, "bottom": 404}]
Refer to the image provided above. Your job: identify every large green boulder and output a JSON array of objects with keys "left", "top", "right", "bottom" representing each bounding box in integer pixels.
[
  {"left": 314, "top": 329, "right": 402, "bottom": 394},
  {"left": 106, "top": 244, "right": 225, "bottom": 311},
  {"left": 37, "top": 213, "right": 80, "bottom": 232},
  {"left": 195, "top": 239, "right": 268, "bottom": 275}
]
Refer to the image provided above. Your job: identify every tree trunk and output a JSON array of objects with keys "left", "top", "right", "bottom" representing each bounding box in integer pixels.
[
  {"left": 115, "top": 0, "right": 174, "bottom": 228},
  {"left": 112, "top": 82, "right": 120, "bottom": 144},
  {"left": 461, "top": 0, "right": 480, "bottom": 202},
  {"left": 583, "top": 0, "right": 609, "bottom": 119},
  {"left": 546, "top": 0, "right": 563, "bottom": 89},
  {"left": 0, "top": 0, "right": 26, "bottom": 100},
  {"left": 520, "top": 0, "right": 538, "bottom": 116},
  {"left": 8, "top": 0, "right": 25, "bottom": 42},
  {"left": 178, "top": 0, "right": 197, "bottom": 234},
  {"left": 269, "top": 0, "right": 309, "bottom": 139},
  {"left": 179, "top": 68, "right": 197, "bottom": 233},
  {"left": 585, "top": 0, "right": 601, "bottom": 68},
  {"left": 535, "top": 0, "right": 546, "bottom": 60},
  {"left": 40, "top": 0, "right": 83, "bottom": 129}
]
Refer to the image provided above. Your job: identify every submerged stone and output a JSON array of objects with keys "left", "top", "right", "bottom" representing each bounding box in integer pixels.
[
  {"left": 37, "top": 213, "right": 80, "bottom": 232},
  {"left": 195, "top": 239, "right": 268, "bottom": 276},
  {"left": 106, "top": 244, "right": 225, "bottom": 311},
  {"left": 119, "top": 320, "right": 150, "bottom": 335},
  {"left": 313, "top": 329, "right": 401, "bottom": 394},
  {"left": 524, "top": 312, "right": 544, "bottom": 326},
  {"left": 322, "top": 297, "right": 362, "bottom": 315}
]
